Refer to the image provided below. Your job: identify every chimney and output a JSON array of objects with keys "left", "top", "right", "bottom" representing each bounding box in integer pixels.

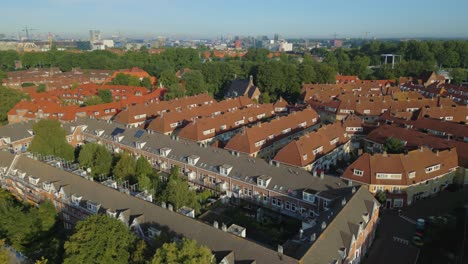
[
  {"left": 313, "top": 170, "right": 317, "bottom": 177},
  {"left": 277, "top": 245, "right": 283, "bottom": 256},
  {"left": 352, "top": 186, "right": 356, "bottom": 194},
  {"left": 299, "top": 228, "right": 304, "bottom": 239},
  {"left": 348, "top": 180, "right": 353, "bottom": 186},
  {"left": 341, "top": 197, "right": 347, "bottom": 206},
  {"left": 221, "top": 223, "right": 227, "bottom": 232},
  {"left": 382, "top": 151, "right": 388, "bottom": 157},
  {"left": 168, "top": 204, "right": 173, "bottom": 211},
  {"left": 436, "top": 150, "right": 439, "bottom": 156},
  {"left": 320, "top": 171, "right": 324, "bottom": 179},
  {"left": 249, "top": 75, "right": 253, "bottom": 85},
  {"left": 161, "top": 201, "right": 166, "bottom": 209},
  {"left": 213, "top": 221, "right": 219, "bottom": 229},
  {"left": 321, "top": 221, "right": 327, "bottom": 230}
]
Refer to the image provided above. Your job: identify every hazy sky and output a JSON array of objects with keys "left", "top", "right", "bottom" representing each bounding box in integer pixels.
[{"left": 2, "top": 0, "right": 468, "bottom": 39}]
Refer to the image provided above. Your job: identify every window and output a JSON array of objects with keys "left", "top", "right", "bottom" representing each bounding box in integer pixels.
[
  {"left": 312, "top": 118, "right": 318, "bottom": 123},
  {"left": 220, "top": 125, "right": 227, "bottom": 130},
  {"left": 425, "top": 164, "right": 440, "bottom": 173},
  {"left": 444, "top": 116, "right": 453, "bottom": 121},
  {"left": 330, "top": 137, "right": 339, "bottom": 145},
  {"left": 303, "top": 192, "right": 316, "bottom": 203},
  {"left": 312, "top": 146, "right": 323, "bottom": 155},
  {"left": 363, "top": 110, "right": 370, "bottom": 114},
  {"left": 255, "top": 140, "right": 266, "bottom": 147},
  {"left": 393, "top": 199, "right": 404, "bottom": 207},
  {"left": 282, "top": 128, "right": 292, "bottom": 134},
  {"left": 285, "top": 201, "right": 291, "bottom": 210},
  {"left": 354, "top": 169, "right": 364, "bottom": 176},
  {"left": 203, "top": 128, "right": 215, "bottom": 136},
  {"left": 298, "top": 121, "right": 307, "bottom": 128},
  {"left": 408, "top": 171, "right": 416, "bottom": 179},
  {"left": 257, "top": 113, "right": 265, "bottom": 119},
  {"left": 235, "top": 120, "right": 245, "bottom": 126},
  {"left": 268, "top": 134, "right": 274, "bottom": 140},
  {"left": 376, "top": 173, "right": 402, "bottom": 180},
  {"left": 392, "top": 186, "right": 402, "bottom": 193},
  {"left": 303, "top": 154, "right": 308, "bottom": 160}
]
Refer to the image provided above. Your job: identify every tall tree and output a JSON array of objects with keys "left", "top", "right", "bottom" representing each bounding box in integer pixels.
[
  {"left": 152, "top": 238, "right": 213, "bottom": 264},
  {"left": 28, "top": 119, "right": 74, "bottom": 161},
  {"left": 163, "top": 166, "right": 200, "bottom": 212},
  {"left": 0, "top": 86, "right": 28, "bottom": 124},
  {"left": 98, "top": 89, "right": 113, "bottom": 103},
  {"left": 0, "top": 239, "right": 10, "bottom": 264},
  {"left": 182, "top": 70, "right": 206, "bottom": 96},
  {"left": 158, "top": 70, "right": 178, "bottom": 87},
  {"left": 64, "top": 215, "right": 136, "bottom": 264},
  {"left": 78, "top": 143, "right": 113, "bottom": 177},
  {"left": 113, "top": 153, "right": 137, "bottom": 183},
  {"left": 384, "top": 137, "right": 405, "bottom": 154},
  {"left": 141, "top": 77, "right": 153, "bottom": 90}
]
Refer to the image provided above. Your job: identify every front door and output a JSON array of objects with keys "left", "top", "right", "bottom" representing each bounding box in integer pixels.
[{"left": 386, "top": 200, "right": 391, "bottom": 209}]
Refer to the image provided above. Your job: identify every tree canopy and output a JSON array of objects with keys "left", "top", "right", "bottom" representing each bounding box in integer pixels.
[
  {"left": 78, "top": 143, "right": 113, "bottom": 177},
  {"left": 28, "top": 119, "right": 75, "bottom": 160},
  {"left": 63, "top": 215, "right": 136, "bottom": 264},
  {"left": 0, "top": 86, "right": 28, "bottom": 124},
  {"left": 152, "top": 238, "right": 213, "bottom": 264},
  {"left": 97, "top": 89, "right": 113, "bottom": 103},
  {"left": 113, "top": 153, "right": 137, "bottom": 183},
  {"left": 162, "top": 166, "right": 200, "bottom": 213},
  {"left": 384, "top": 137, "right": 405, "bottom": 154}
]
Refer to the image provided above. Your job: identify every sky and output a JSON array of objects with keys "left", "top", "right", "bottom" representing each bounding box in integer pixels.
[{"left": 2, "top": 0, "right": 468, "bottom": 39}]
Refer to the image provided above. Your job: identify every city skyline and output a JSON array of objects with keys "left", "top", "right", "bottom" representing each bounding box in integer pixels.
[{"left": 2, "top": 0, "right": 468, "bottom": 39}]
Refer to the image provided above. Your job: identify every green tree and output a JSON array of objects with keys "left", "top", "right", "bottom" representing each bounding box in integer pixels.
[
  {"left": 141, "top": 77, "right": 153, "bottom": 90},
  {"left": 450, "top": 68, "right": 467, "bottom": 84},
  {"left": 78, "top": 143, "right": 113, "bottom": 177},
  {"left": 128, "top": 76, "right": 142, "bottom": 87},
  {"left": 298, "top": 64, "right": 316, "bottom": 84},
  {"left": 183, "top": 70, "right": 206, "bottom": 96},
  {"left": 0, "top": 239, "right": 10, "bottom": 264},
  {"left": 36, "top": 83, "right": 46, "bottom": 93},
  {"left": 260, "top": 91, "right": 271, "bottom": 104},
  {"left": 384, "top": 137, "right": 405, "bottom": 154},
  {"left": 163, "top": 166, "right": 200, "bottom": 212},
  {"left": 136, "top": 156, "right": 156, "bottom": 192},
  {"left": 111, "top": 73, "right": 131, "bottom": 85},
  {"left": 64, "top": 215, "right": 136, "bottom": 264},
  {"left": 158, "top": 70, "right": 178, "bottom": 87},
  {"left": 152, "top": 238, "right": 213, "bottom": 264},
  {"left": 28, "top": 119, "right": 74, "bottom": 161},
  {"left": 98, "top": 89, "right": 113, "bottom": 103},
  {"left": 164, "top": 83, "right": 185, "bottom": 100},
  {"left": 83, "top": 96, "right": 104, "bottom": 106},
  {"left": 0, "top": 86, "right": 28, "bottom": 124},
  {"left": 114, "top": 153, "right": 137, "bottom": 182},
  {"left": 315, "top": 64, "right": 336, "bottom": 84}
]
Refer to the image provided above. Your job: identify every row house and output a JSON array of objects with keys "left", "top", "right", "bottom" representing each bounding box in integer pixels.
[
  {"left": 419, "top": 105, "right": 468, "bottom": 123},
  {"left": 2, "top": 68, "right": 112, "bottom": 89},
  {"left": 273, "top": 122, "right": 351, "bottom": 172},
  {"left": 78, "top": 118, "right": 351, "bottom": 220},
  {"left": 177, "top": 104, "right": 275, "bottom": 144},
  {"left": 380, "top": 111, "right": 468, "bottom": 142},
  {"left": 146, "top": 96, "right": 255, "bottom": 135},
  {"left": 113, "top": 93, "right": 215, "bottom": 127},
  {"left": 342, "top": 147, "right": 458, "bottom": 208},
  {"left": 364, "top": 125, "right": 468, "bottom": 185},
  {"left": 0, "top": 151, "right": 378, "bottom": 264},
  {"left": 224, "top": 107, "right": 320, "bottom": 158},
  {"left": 284, "top": 186, "right": 380, "bottom": 264}
]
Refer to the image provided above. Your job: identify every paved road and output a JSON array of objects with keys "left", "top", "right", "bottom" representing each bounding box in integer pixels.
[{"left": 364, "top": 187, "right": 467, "bottom": 264}]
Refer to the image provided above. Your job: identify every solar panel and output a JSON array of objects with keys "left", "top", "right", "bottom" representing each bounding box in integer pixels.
[
  {"left": 111, "top": 127, "right": 125, "bottom": 136},
  {"left": 134, "top": 130, "right": 145, "bottom": 138}
]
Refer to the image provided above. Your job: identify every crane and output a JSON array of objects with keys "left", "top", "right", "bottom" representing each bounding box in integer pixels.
[
  {"left": 48, "top": 32, "right": 53, "bottom": 48},
  {"left": 22, "top": 26, "right": 37, "bottom": 40}
]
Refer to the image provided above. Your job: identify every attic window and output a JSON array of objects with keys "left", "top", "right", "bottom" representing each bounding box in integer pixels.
[
  {"left": 353, "top": 169, "right": 363, "bottom": 176},
  {"left": 257, "top": 175, "right": 271, "bottom": 188},
  {"left": 330, "top": 137, "right": 339, "bottom": 145},
  {"left": 408, "top": 171, "right": 416, "bottom": 179},
  {"left": 219, "top": 164, "right": 233, "bottom": 176},
  {"left": 303, "top": 154, "right": 308, "bottom": 160},
  {"left": 95, "top": 129, "right": 105, "bottom": 136},
  {"left": 312, "top": 146, "right": 323, "bottom": 155},
  {"left": 220, "top": 125, "right": 227, "bottom": 130},
  {"left": 86, "top": 201, "right": 100, "bottom": 213},
  {"left": 282, "top": 128, "right": 292, "bottom": 134},
  {"left": 187, "top": 155, "right": 200, "bottom": 166},
  {"left": 71, "top": 194, "right": 82, "bottom": 206},
  {"left": 29, "top": 177, "right": 40, "bottom": 186},
  {"left": 425, "top": 164, "right": 440, "bottom": 173},
  {"left": 135, "top": 141, "right": 146, "bottom": 149},
  {"left": 160, "top": 148, "right": 171, "bottom": 157},
  {"left": 203, "top": 128, "right": 215, "bottom": 136}
]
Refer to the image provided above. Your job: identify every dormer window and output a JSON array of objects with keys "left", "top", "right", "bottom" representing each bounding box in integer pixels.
[
  {"left": 203, "top": 128, "right": 215, "bottom": 136},
  {"left": 282, "top": 128, "right": 292, "bottom": 134},
  {"left": 425, "top": 164, "right": 440, "bottom": 173},
  {"left": 113, "top": 135, "right": 124, "bottom": 142},
  {"left": 303, "top": 191, "right": 316, "bottom": 203},
  {"left": 187, "top": 155, "right": 200, "bottom": 166},
  {"left": 330, "top": 137, "right": 339, "bottom": 145},
  {"left": 353, "top": 169, "right": 363, "bottom": 176},
  {"left": 135, "top": 141, "right": 146, "bottom": 149},
  {"left": 257, "top": 175, "right": 271, "bottom": 188},
  {"left": 29, "top": 177, "right": 40, "bottom": 186},
  {"left": 219, "top": 164, "right": 233, "bottom": 176},
  {"left": 298, "top": 121, "right": 307, "bottom": 128},
  {"left": 27, "top": 129, "right": 34, "bottom": 136},
  {"left": 147, "top": 227, "right": 161, "bottom": 238},
  {"left": 220, "top": 125, "right": 227, "bottom": 130},
  {"left": 86, "top": 201, "right": 100, "bottom": 213},
  {"left": 95, "top": 129, "right": 104, "bottom": 136},
  {"left": 408, "top": 171, "right": 416, "bottom": 179},
  {"left": 107, "top": 209, "right": 117, "bottom": 218},
  {"left": 42, "top": 182, "right": 51, "bottom": 191},
  {"left": 160, "top": 147, "right": 171, "bottom": 157},
  {"left": 71, "top": 194, "right": 82, "bottom": 206},
  {"left": 312, "top": 146, "right": 323, "bottom": 155}
]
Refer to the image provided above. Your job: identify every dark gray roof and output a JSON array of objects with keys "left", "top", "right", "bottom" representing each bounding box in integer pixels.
[
  {"left": 1, "top": 152, "right": 297, "bottom": 264},
  {"left": 0, "top": 121, "right": 35, "bottom": 143},
  {"left": 225, "top": 79, "right": 257, "bottom": 98},
  {"left": 284, "top": 186, "right": 378, "bottom": 263},
  {"left": 80, "top": 118, "right": 351, "bottom": 201}
]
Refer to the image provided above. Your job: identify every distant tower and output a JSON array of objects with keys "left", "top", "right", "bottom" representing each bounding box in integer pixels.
[
  {"left": 274, "top": 33, "right": 280, "bottom": 41},
  {"left": 89, "top": 30, "right": 101, "bottom": 42}
]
